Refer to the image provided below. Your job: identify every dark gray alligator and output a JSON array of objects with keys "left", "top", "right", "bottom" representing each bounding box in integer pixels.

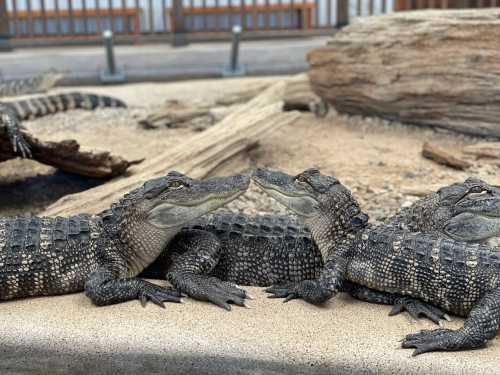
[
  {"left": 141, "top": 177, "right": 500, "bottom": 319},
  {"left": 0, "top": 171, "right": 249, "bottom": 307},
  {"left": 0, "top": 72, "right": 64, "bottom": 97},
  {"left": 253, "top": 167, "right": 500, "bottom": 355},
  {"left": 144, "top": 212, "right": 451, "bottom": 320},
  {"left": 388, "top": 177, "right": 500, "bottom": 247},
  {"left": 1, "top": 92, "right": 126, "bottom": 158}
]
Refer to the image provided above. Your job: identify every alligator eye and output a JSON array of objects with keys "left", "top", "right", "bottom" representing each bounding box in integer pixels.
[
  {"left": 350, "top": 213, "right": 368, "bottom": 228},
  {"left": 296, "top": 175, "right": 308, "bottom": 183},
  {"left": 469, "top": 185, "right": 486, "bottom": 194},
  {"left": 168, "top": 181, "right": 185, "bottom": 189}
]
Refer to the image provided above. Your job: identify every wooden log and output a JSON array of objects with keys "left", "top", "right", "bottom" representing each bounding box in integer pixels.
[
  {"left": 283, "top": 74, "right": 329, "bottom": 117},
  {"left": 463, "top": 142, "right": 500, "bottom": 159},
  {"left": 422, "top": 142, "right": 472, "bottom": 170},
  {"left": 0, "top": 131, "right": 139, "bottom": 178},
  {"left": 308, "top": 10, "right": 500, "bottom": 137},
  {"left": 44, "top": 81, "right": 300, "bottom": 216},
  {"left": 138, "top": 101, "right": 214, "bottom": 130}
]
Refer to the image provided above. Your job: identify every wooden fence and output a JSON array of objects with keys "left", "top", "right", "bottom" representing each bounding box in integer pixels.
[
  {"left": 395, "top": 0, "right": 497, "bottom": 9},
  {"left": 1, "top": 0, "right": 495, "bottom": 45},
  {"left": 2, "top": 0, "right": 392, "bottom": 44}
]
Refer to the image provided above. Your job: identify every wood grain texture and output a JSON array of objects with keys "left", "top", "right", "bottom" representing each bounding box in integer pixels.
[
  {"left": 44, "top": 80, "right": 300, "bottom": 216},
  {"left": 308, "top": 9, "right": 500, "bottom": 137}
]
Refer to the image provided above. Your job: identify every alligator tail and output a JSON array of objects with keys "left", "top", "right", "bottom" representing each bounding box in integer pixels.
[{"left": 4, "top": 92, "right": 127, "bottom": 120}]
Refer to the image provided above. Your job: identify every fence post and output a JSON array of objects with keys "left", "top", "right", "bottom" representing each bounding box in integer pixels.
[
  {"left": 172, "top": 0, "right": 188, "bottom": 46},
  {"left": 0, "top": 0, "right": 12, "bottom": 51},
  {"left": 336, "top": 0, "right": 349, "bottom": 28}
]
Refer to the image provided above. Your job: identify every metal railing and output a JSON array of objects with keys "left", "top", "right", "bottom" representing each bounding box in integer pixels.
[
  {"left": 2, "top": 0, "right": 394, "bottom": 44},
  {"left": 2, "top": 0, "right": 496, "bottom": 45},
  {"left": 395, "top": 0, "right": 496, "bottom": 9}
]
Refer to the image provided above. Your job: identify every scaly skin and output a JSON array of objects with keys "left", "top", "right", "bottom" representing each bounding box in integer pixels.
[
  {"left": 253, "top": 168, "right": 500, "bottom": 355},
  {"left": 388, "top": 177, "right": 500, "bottom": 247},
  {"left": 142, "top": 178, "right": 500, "bottom": 318},
  {"left": 142, "top": 212, "right": 448, "bottom": 321},
  {"left": 0, "top": 171, "right": 250, "bottom": 307},
  {"left": 0, "top": 72, "right": 64, "bottom": 97},
  {"left": 0, "top": 92, "right": 126, "bottom": 158}
]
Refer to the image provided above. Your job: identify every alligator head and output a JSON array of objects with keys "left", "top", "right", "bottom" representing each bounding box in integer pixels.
[
  {"left": 104, "top": 171, "right": 250, "bottom": 275},
  {"left": 253, "top": 168, "right": 368, "bottom": 254},
  {"left": 436, "top": 178, "right": 500, "bottom": 246}
]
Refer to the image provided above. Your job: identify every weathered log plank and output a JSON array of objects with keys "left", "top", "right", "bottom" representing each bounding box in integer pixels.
[
  {"left": 44, "top": 80, "right": 300, "bottom": 216},
  {"left": 0, "top": 132, "right": 138, "bottom": 178},
  {"left": 308, "top": 9, "right": 500, "bottom": 138},
  {"left": 463, "top": 142, "right": 500, "bottom": 160},
  {"left": 422, "top": 142, "right": 472, "bottom": 170},
  {"left": 283, "top": 74, "right": 329, "bottom": 117}
]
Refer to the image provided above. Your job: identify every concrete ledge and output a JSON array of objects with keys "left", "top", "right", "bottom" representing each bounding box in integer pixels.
[{"left": 0, "top": 286, "right": 498, "bottom": 374}]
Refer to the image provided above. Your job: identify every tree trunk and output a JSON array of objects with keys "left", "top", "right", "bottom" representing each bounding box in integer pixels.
[
  {"left": 308, "top": 9, "right": 500, "bottom": 138},
  {"left": 44, "top": 80, "right": 300, "bottom": 216}
]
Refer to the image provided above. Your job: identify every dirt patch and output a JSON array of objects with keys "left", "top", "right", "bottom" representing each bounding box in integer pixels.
[{"left": 1, "top": 76, "right": 498, "bottom": 219}]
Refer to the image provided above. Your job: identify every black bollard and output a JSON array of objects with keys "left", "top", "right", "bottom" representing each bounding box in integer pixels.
[
  {"left": 223, "top": 25, "right": 245, "bottom": 77},
  {"left": 100, "top": 30, "right": 125, "bottom": 83}
]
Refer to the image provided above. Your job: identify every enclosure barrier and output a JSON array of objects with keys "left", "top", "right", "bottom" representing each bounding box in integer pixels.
[{"left": 1, "top": 0, "right": 496, "bottom": 46}]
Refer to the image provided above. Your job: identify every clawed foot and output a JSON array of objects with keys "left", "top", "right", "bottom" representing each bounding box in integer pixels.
[
  {"left": 390, "top": 297, "right": 450, "bottom": 325},
  {"left": 138, "top": 280, "right": 183, "bottom": 308},
  {"left": 9, "top": 131, "right": 32, "bottom": 158},
  {"left": 170, "top": 274, "right": 251, "bottom": 311},
  {"left": 401, "top": 329, "right": 467, "bottom": 356},
  {"left": 266, "top": 280, "right": 332, "bottom": 305}
]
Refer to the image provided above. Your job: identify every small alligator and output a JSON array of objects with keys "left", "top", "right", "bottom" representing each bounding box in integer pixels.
[
  {"left": 0, "top": 171, "right": 249, "bottom": 307},
  {"left": 253, "top": 167, "right": 500, "bottom": 355},
  {"left": 142, "top": 177, "right": 500, "bottom": 319},
  {"left": 1, "top": 92, "right": 126, "bottom": 158},
  {"left": 388, "top": 177, "right": 500, "bottom": 247},
  {"left": 0, "top": 71, "right": 64, "bottom": 97}
]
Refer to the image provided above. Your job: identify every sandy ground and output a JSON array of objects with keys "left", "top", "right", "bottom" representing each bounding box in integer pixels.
[
  {"left": 1, "top": 76, "right": 500, "bottom": 373},
  {"left": 1, "top": 75, "right": 499, "bottom": 220}
]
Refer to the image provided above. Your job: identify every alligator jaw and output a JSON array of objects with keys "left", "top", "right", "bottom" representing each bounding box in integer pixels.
[{"left": 252, "top": 168, "right": 318, "bottom": 218}]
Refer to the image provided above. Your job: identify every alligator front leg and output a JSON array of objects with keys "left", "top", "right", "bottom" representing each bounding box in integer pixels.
[
  {"left": 402, "top": 288, "right": 500, "bottom": 355},
  {"left": 343, "top": 281, "right": 449, "bottom": 325},
  {"left": 85, "top": 268, "right": 182, "bottom": 307},
  {"left": 0, "top": 104, "right": 31, "bottom": 158},
  {"left": 166, "top": 230, "right": 250, "bottom": 310},
  {"left": 267, "top": 247, "right": 348, "bottom": 305}
]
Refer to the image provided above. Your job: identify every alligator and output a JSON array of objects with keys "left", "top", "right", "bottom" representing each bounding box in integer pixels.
[
  {"left": 0, "top": 71, "right": 64, "bottom": 97},
  {"left": 252, "top": 167, "right": 500, "bottom": 355},
  {"left": 143, "top": 212, "right": 451, "bottom": 320},
  {"left": 142, "top": 177, "right": 500, "bottom": 319},
  {"left": 0, "top": 171, "right": 249, "bottom": 307},
  {"left": 387, "top": 177, "right": 500, "bottom": 248},
  {"left": 1, "top": 92, "right": 126, "bottom": 158}
]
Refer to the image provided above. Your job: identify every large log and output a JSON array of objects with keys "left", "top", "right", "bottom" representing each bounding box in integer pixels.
[
  {"left": 308, "top": 9, "right": 500, "bottom": 138},
  {"left": 44, "top": 81, "right": 300, "bottom": 216}
]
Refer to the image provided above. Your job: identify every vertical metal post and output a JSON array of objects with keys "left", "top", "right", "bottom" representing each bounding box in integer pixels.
[
  {"left": 336, "top": 0, "right": 349, "bottom": 28},
  {"left": 230, "top": 25, "right": 241, "bottom": 72},
  {"left": 172, "top": 0, "right": 188, "bottom": 46},
  {"left": 223, "top": 25, "right": 245, "bottom": 76},
  {"left": 100, "top": 30, "right": 125, "bottom": 83},
  {"left": 104, "top": 30, "right": 116, "bottom": 75},
  {"left": 0, "top": 0, "right": 12, "bottom": 51}
]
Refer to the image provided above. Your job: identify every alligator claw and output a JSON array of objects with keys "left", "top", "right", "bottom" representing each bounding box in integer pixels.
[
  {"left": 401, "top": 328, "right": 462, "bottom": 356},
  {"left": 389, "top": 297, "right": 448, "bottom": 325},
  {"left": 265, "top": 282, "right": 298, "bottom": 300},
  {"left": 137, "top": 281, "right": 182, "bottom": 307},
  {"left": 169, "top": 274, "right": 250, "bottom": 310},
  {"left": 266, "top": 280, "right": 332, "bottom": 305}
]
